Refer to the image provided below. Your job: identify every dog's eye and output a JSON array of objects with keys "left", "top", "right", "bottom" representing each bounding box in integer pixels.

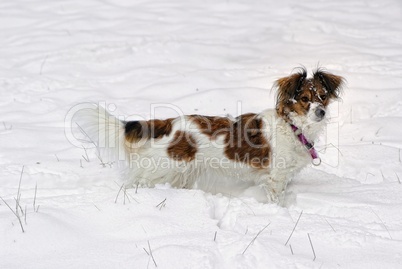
[
  {"left": 300, "top": 96, "right": 309, "bottom": 103},
  {"left": 320, "top": 95, "right": 327, "bottom": 101}
]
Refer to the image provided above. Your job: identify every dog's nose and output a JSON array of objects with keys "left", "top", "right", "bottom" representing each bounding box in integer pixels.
[{"left": 315, "top": 108, "right": 326, "bottom": 119}]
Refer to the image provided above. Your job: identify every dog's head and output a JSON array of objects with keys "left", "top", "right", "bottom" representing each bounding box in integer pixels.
[{"left": 275, "top": 68, "right": 345, "bottom": 125}]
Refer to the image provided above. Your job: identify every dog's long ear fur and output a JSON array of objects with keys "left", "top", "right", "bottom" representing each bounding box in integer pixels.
[
  {"left": 313, "top": 69, "right": 345, "bottom": 98},
  {"left": 275, "top": 68, "right": 307, "bottom": 115}
]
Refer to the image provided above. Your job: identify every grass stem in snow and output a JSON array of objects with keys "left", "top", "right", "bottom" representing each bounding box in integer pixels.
[
  {"left": 365, "top": 173, "right": 374, "bottom": 182},
  {"left": 370, "top": 208, "right": 392, "bottom": 239},
  {"left": 33, "top": 183, "right": 38, "bottom": 212},
  {"left": 3, "top": 121, "right": 12, "bottom": 130},
  {"left": 135, "top": 182, "right": 139, "bottom": 194},
  {"left": 322, "top": 217, "right": 336, "bottom": 232},
  {"left": 242, "top": 222, "right": 270, "bottom": 255},
  {"left": 16, "top": 166, "right": 24, "bottom": 214},
  {"left": 395, "top": 172, "right": 401, "bottom": 184},
  {"left": 75, "top": 122, "right": 106, "bottom": 166},
  {"left": 147, "top": 240, "right": 157, "bottom": 267},
  {"left": 0, "top": 197, "right": 25, "bottom": 233},
  {"left": 285, "top": 210, "right": 303, "bottom": 246},
  {"left": 307, "top": 233, "right": 316, "bottom": 261},
  {"left": 14, "top": 197, "right": 24, "bottom": 216},
  {"left": 39, "top": 55, "right": 48, "bottom": 75},
  {"left": 123, "top": 187, "right": 128, "bottom": 204},
  {"left": 81, "top": 146, "right": 90, "bottom": 162},
  {"left": 125, "top": 190, "right": 139, "bottom": 204},
  {"left": 115, "top": 184, "right": 124, "bottom": 203},
  {"left": 24, "top": 205, "right": 27, "bottom": 225},
  {"left": 380, "top": 170, "right": 386, "bottom": 181},
  {"left": 155, "top": 198, "right": 167, "bottom": 210}
]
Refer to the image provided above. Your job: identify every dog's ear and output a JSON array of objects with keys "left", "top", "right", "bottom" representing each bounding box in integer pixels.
[
  {"left": 274, "top": 68, "right": 307, "bottom": 111},
  {"left": 314, "top": 70, "right": 345, "bottom": 98}
]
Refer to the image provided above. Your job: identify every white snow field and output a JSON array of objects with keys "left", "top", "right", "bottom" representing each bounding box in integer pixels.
[{"left": 1, "top": 0, "right": 402, "bottom": 268}]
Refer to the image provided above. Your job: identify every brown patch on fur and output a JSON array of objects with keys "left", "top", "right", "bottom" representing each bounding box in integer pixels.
[
  {"left": 125, "top": 118, "right": 174, "bottom": 143},
  {"left": 189, "top": 115, "right": 231, "bottom": 139},
  {"left": 167, "top": 130, "right": 198, "bottom": 162},
  {"left": 313, "top": 69, "right": 345, "bottom": 99},
  {"left": 275, "top": 68, "right": 307, "bottom": 120},
  {"left": 224, "top": 113, "right": 271, "bottom": 169}
]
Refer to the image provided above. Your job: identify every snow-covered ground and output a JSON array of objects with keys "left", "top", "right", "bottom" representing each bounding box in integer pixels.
[{"left": 1, "top": 0, "right": 402, "bottom": 268}]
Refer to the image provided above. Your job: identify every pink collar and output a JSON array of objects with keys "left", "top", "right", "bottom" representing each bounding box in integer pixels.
[{"left": 290, "top": 124, "right": 321, "bottom": 166}]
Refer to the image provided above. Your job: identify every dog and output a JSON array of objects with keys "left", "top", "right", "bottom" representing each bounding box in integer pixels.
[{"left": 76, "top": 67, "right": 344, "bottom": 203}]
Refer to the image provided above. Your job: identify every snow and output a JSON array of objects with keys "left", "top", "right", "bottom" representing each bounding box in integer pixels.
[{"left": 1, "top": 0, "right": 402, "bottom": 268}]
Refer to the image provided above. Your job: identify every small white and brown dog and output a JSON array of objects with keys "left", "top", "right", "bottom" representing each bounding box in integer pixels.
[{"left": 77, "top": 68, "right": 344, "bottom": 203}]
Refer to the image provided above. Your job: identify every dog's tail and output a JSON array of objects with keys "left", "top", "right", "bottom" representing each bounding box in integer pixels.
[{"left": 73, "top": 104, "right": 127, "bottom": 163}]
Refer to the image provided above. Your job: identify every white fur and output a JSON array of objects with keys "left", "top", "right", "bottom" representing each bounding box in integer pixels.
[
  {"left": 260, "top": 109, "right": 326, "bottom": 202},
  {"left": 78, "top": 105, "right": 326, "bottom": 203}
]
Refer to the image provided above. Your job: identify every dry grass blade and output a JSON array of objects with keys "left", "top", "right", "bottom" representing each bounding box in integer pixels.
[
  {"left": 39, "top": 55, "right": 48, "bottom": 75},
  {"left": 75, "top": 122, "right": 106, "bottom": 166},
  {"left": 155, "top": 198, "right": 167, "bottom": 210},
  {"left": 0, "top": 197, "right": 25, "bottom": 233},
  {"left": 242, "top": 222, "right": 271, "bottom": 255},
  {"left": 14, "top": 197, "right": 24, "bottom": 215},
  {"left": 395, "top": 172, "right": 401, "bottom": 184},
  {"left": 113, "top": 182, "right": 139, "bottom": 204},
  {"left": 135, "top": 182, "right": 139, "bottom": 194},
  {"left": 33, "top": 183, "right": 38, "bottom": 212},
  {"left": 370, "top": 207, "right": 392, "bottom": 239},
  {"left": 81, "top": 145, "right": 90, "bottom": 162},
  {"left": 148, "top": 240, "right": 157, "bottom": 267},
  {"left": 24, "top": 205, "right": 27, "bottom": 225},
  {"left": 3, "top": 121, "right": 13, "bottom": 130},
  {"left": 115, "top": 184, "right": 125, "bottom": 203},
  {"left": 285, "top": 210, "right": 303, "bottom": 246},
  {"left": 307, "top": 233, "right": 316, "bottom": 261},
  {"left": 123, "top": 187, "right": 129, "bottom": 205},
  {"left": 124, "top": 190, "right": 139, "bottom": 204},
  {"left": 16, "top": 166, "right": 24, "bottom": 214},
  {"left": 380, "top": 170, "right": 386, "bottom": 181},
  {"left": 322, "top": 216, "right": 336, "bottom": 232}
]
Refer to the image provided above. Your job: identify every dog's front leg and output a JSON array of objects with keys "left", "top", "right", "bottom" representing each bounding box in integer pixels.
[{"left": 259, "top": 175, "right": 290, "bottom": 205}]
